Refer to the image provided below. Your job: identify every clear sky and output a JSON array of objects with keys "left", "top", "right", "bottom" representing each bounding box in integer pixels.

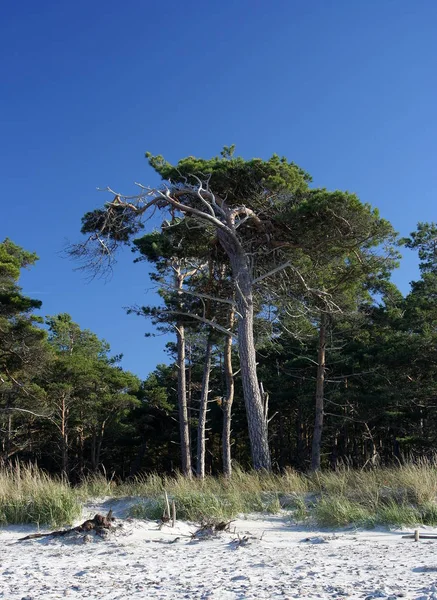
[{"left": 2, "top": 0, "right": 436, "bottom": 379}]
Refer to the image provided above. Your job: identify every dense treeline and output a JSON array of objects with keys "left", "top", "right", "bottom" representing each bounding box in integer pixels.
[{"left": 2, "top": 149, "right": 437, "bottom": 479}]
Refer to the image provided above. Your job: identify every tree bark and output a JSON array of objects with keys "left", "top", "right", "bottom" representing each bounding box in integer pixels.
[
  {"left": 196, "top": 335, "right": 213, "bottom": 478},
  {"left": 311, "top": 313, "right": 327, "bottom": 471},
  {"left": 60, "top": 393, "right": 69, "bottom": 477},
  {"left": 227, "top": 250, "right": 271, "bottom": 471},
  {"left": 173, "top": 266, "right": 192, "bottom": 478},
  {"left": 222, "top": 311, "right": 235, "bottom": 478},
  {"left": 176, "top": 321, "right": 192, "bottom": 477}
]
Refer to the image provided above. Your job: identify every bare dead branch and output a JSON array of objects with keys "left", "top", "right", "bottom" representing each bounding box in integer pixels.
[{"left": 0, "top": 407, "right": 53, "bottom": 420}]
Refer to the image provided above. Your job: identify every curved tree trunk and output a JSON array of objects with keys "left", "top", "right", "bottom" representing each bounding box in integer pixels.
[
  {"left": 228, "top": 251, "right": 271, "bottom": 471},
  {"left": 196, "top": 334, "right": 213, "bottom": 478},
  {"left": 311, "top": 313, "right": 327, "bottom": 471}
]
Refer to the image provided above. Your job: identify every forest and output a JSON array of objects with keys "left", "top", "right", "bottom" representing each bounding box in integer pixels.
[{"left": 2, "top": 148, "right": 437, "bottom": 481}]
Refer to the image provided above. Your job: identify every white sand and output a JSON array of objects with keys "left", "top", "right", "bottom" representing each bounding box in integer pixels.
[{"left": 1, "top": 500, "right": 437, "bottom": 599}]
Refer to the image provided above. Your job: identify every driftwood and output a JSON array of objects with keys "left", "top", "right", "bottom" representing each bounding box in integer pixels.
[
  {"left": 191, "top": 520, "right": 233, "bottom": 540},
  {"left": 402, "top": 534, "right": 437, "bottom": 540},
  {"left": 230, "top": 534, "right": 251, "bottom": 548},
  {"left": 172, "top": 500, "right": 176, "bottom": 528},
  {"left": 18, "top": 510, "right": 115, "bottom": 541}
]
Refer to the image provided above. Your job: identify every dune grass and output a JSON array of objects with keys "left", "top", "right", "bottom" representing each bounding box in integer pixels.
[
  {"left": 305, "top": 459, "right": 437, "bottom": 527},
  {"left": 1, "top": 461, "right": 437, "bottom": 527},
  {"left": 0, "top": 463, "right": 81, "bottom": 527}
]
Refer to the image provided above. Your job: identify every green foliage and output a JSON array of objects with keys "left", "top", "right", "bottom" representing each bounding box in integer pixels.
[
  {"left": 0, "top": 240, "right": 50, "bottom": 463},
  {"left": 8, "top": 147, "right": 437, "bottom": 482},
  {"left": 0, "top": 238, "right": 39, "bottom": 283},
  {"left": 81, "top": 206, "right": 144, "bottom": 243},
  {"left": 42, "top": 314, "right": 141, "bottom": 475},
  {"left": 146, "top": 149, "right": 312, "bottom": 204},
  {"left": 404, "top": 222, "right": 437, "bottom": 274}
]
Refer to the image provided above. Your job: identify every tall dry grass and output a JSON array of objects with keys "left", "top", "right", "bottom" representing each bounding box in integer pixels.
[
  {"left": 1, "top": 460, "right": 437, "bottom": 527},
  {"left": 0, "top": 463, "right": 81, "bottom": 526}
]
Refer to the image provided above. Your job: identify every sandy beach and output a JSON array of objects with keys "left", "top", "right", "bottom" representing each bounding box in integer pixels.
[{"left": 1, "top": 500, "right": 437, "bottom": 599}]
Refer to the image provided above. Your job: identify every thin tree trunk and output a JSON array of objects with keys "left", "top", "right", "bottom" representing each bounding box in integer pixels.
[
  {"left": 91, "top": 422, "right": 106, "bottom": 472},
  {"left": 59, "top": 393, "right": 69, "bottom": 477},
  {"left": 296, "top": 402, "right": 305, "bottom": 469},
  {"left": 196, "top": 335, "right": 213, "bottom": 478},
  {"left": 174, "top": 267, "right": 192, "bottom": 478},
  {"left": 77, "top": 410, "right": 85, "bottom": 477},
  {"left": 176, "top": 321, "right": 192, "bottom": 477},
  {"left": 187, "top": 340, "right": 193, "bottom": 430},
  {"left": 222, "top": 309, "right": 235, "bottom": 478},
  {"left": 363, "top": 422, "right": 379, "bottom": 468},
  {"left": 95, "top": 436, "right": 103, "bottom": 471},
  {"left": 228, "top": 252, "right": 271, "bottom": 471},
  {"left": 61, "top": 432, "right": 69, "bottom": 475},
  {"left": 311, "top": 313, "right": 327, "bottom": 471}
]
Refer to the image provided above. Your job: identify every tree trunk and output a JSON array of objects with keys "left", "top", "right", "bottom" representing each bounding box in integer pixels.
[
  {"left": 176, "top": 321, "right": 192, "bottom": 477},
  {"left": 90, "top": 422, "right": 106, "bottom": 472},
  {"left": 77, "top": 411, "right": 85, "bottom": 477},
  {"left": 363, "top": 421, "right": 379, "bottom": 468},
  {"left": 95, "top": 422, "right": 106, "bottom": 471},
  {"left": 60, "top": 394, "right": 69, "bottom": 477},
  {"left": 228, "top": 251, "right": 271, "bottom": 471},
  {"left": 196, "top": 335, "right": 213, "bottom": 478},
  {"left": 187, "top": 340, "right": 193, "bottom": 429},
  {"left": 222, "top": 310, "right": 235, "bottom": 478},
  {"left": 311, "top": 313, "right": 327, "bottom": 471},
  {"left": 174, "top": 267, "right": 192, "bottom": 478}
]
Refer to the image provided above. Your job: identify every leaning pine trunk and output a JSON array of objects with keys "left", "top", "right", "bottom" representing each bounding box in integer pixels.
[
  {"left": 311, "top": 313, "right": 327, "bottom": 471},
  {"left": 229, "top": 252, "right": 271, "bottom": 471},
  {"left": 222, "top": 310, "right": 235, "bottom": 477},
  {"left": 196, "top": 335, "right": 214, "bottom": 478},
  {"left": 176, "top": 321, "right": 192, "bottom": 478}
]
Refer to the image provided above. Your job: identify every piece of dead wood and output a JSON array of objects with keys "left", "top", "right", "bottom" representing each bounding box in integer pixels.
[
  {"left": 230, "top": 534, "right": 251, "bottom": 548},
  {"left": 163, "top": 491, "right": 171, "bottom": 522},
  {"left": 402, "top": 534, "right": 437, "bottom": 540},
  {"left": 18, "top": 510, "right": 115, "bottom": 542},
  {"left": 191, "top": 520, "right": 234, "bottom": 540},
  {"left": 172, "top": 500, "right": 176, "bottom": 528}
]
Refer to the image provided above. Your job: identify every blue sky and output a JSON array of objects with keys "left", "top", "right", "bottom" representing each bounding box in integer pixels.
[{"left": 2, "top": 0, "right": 436, "bottom": 379}]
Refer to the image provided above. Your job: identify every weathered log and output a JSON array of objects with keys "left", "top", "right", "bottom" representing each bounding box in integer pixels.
[
  {"left": 402, "top": 534, "right": 437, "bottom": 540},
  {"left": 18, "top": 511, "right": 115, "bottom": 541}
]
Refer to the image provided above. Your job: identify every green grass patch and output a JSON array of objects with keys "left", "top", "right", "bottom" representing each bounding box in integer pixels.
[
  {"left": 376, "top": 501, "right": 422, "bottom": 527},
  {"left": 313, "top": 496, "right": 373, "bottom": 527}
]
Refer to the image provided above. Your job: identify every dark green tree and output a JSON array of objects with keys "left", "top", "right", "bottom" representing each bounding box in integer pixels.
[{"left": 0, "top": 239, "right": 49, "bottom": 462}]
